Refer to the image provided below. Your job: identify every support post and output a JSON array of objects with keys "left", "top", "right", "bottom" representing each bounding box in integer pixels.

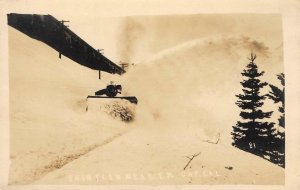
[{"left": 98, "top": 70, "right": 101, "bottom": 79}]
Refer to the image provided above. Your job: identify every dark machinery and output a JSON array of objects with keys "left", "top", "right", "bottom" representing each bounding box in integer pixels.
[
  {"left": 95, "top": 84, "right": 122, "bottom": 97},
  {"left": 87, "top": 83, "right": 138, "bottom": 104}
]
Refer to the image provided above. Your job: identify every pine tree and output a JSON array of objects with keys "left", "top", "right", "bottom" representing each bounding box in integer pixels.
[
  {"left": 267, "top": 73, "right": 285, "bottom": 167},
  {"left": 232, "top": 53, "right": 275, "bottom": 157}
]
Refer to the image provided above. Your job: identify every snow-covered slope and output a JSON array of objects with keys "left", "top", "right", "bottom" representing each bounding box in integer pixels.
[
  {"left": 9, "top": 27, "right": 284, "bottom": 185},
  {"left": 8, "top": 27, "right": 130, "bottom": 185}
]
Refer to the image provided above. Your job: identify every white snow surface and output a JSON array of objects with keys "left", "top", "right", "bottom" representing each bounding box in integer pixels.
[{"left": 9, "top": 27, "right": 284, "bottom": 185}]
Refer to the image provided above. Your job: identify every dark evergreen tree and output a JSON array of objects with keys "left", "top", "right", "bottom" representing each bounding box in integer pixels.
[
  {"left": 267, "top": 73, "right": 285, "bottom": 128},
  {"left": 232, "top": 53, "right": 275, "bottom": 157},
  {"left": 267, "top": 73, "right": 285, "bottom": 167}
]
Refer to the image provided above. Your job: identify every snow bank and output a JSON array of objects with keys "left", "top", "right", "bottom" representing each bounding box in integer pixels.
[{"left": 8, "top": 27, "right": 131, "bottom": 185}]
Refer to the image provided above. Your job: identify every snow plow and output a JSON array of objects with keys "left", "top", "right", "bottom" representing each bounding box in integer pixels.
[{"left": 86, "top": 83, "right": 138, "bottom": 104}]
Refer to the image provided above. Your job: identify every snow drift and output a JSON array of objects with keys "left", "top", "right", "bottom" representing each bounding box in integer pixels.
[{"left": 8, "top": 27, "right": 133, "bottom": 185}]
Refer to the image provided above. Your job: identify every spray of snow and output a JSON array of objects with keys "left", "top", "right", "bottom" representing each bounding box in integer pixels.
[{"left": 121, "top": 35, "right": 282, "bottom": 143}]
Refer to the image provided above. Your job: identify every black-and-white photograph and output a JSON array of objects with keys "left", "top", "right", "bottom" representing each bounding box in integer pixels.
[{"left": 1, "top": 0, "right": 300, "bottom": 189}]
